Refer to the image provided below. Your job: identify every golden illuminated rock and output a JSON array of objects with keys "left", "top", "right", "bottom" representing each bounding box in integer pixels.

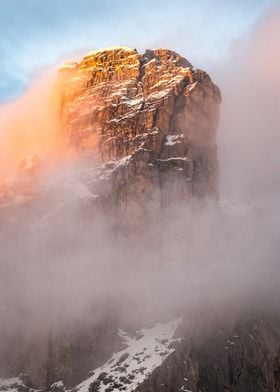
[{"left": 57, "top": 46, "right": 221, "bottom": 234}]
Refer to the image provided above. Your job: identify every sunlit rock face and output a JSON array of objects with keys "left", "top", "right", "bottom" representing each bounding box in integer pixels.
[{"left": 57, "top": 47, "right": 221, "bottom": 235}]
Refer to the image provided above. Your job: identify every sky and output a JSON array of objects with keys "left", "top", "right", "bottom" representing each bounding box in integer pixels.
[{"left": 0, "top": 0, "right": 276, "bottom": 102}]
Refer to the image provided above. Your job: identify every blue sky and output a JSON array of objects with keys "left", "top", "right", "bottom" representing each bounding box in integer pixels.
[{"left": 0, "top": 0, "right": 275, "bottom": 102}]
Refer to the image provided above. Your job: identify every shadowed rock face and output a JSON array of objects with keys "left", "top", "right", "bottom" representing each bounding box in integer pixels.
[
  {"left": 1, "top": 47, "right": 220, "bottom": 233},
  {"left": 136, "top": 311, "right": 280, "bottom": 392}
]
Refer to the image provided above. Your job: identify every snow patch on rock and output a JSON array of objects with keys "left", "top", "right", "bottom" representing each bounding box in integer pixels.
[{"left": 76, "top": 317, "right": 182, "bottom": 392}]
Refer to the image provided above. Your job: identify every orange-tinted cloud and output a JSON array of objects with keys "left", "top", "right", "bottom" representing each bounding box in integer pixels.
[{"left": 0, "top": 68, "right": 62, "bottom": 178}]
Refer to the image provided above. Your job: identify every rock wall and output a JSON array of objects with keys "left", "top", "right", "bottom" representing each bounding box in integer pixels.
[
  {"left": 57, "top": 47, "right": 221, "bottom": 236},
  {"left": 137, "top": 311, "right": 280, "bottom": 392}
]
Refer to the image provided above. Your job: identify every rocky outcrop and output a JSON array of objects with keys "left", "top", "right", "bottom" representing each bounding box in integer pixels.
[
  {"left": 2, "top": 311, "right": 280, "bottom": 392},
  {"left": 57, "top": 47, "right": 220, "bottom": 236},
  {"left": 1, "top": 47, "right": 220, "bottom": 235},
  {"left": 0, "top": 47, "right": 220, "bottom": 235}
]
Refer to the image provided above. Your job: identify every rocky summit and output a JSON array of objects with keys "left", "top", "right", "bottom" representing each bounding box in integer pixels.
[
  {"left": 56, "top": 47, "right": 220, "bottom": 235},
  {"left": 1, "top": 47, "right": 220, "bottom": 234}
]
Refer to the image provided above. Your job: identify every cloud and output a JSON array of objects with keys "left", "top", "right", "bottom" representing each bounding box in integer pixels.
[{"left": 217, "top": 5, "right": 280, "bottom": 203}]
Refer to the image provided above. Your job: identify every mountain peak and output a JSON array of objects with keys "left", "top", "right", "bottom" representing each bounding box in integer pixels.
[{"left": 0, "top": 47, "right": 222, "bottom": 388}]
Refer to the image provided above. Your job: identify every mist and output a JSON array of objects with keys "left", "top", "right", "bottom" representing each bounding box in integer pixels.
[
  {"left": 215, "top": 5, "right": 280, "bottom": 310},
  {"left": 0, "top": 6, "right": 280, "bottom": 379}
]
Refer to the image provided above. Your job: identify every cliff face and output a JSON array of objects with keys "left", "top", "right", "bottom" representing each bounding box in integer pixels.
[{"left": 57, "top": 47, "right": 220, "bottom": 236}]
